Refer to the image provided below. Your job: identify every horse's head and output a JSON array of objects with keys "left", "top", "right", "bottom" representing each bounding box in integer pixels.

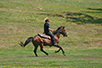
[
  {"left": 53, "top": 26, "right": 67, "bottom": 37},
  {"left": 59, "top": 26, "right": 67, "bottom": 37}
]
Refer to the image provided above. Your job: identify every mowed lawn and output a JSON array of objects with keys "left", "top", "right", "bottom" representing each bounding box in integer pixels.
[{"left": 0, "top": 0, "right": 102, "bottom": 68}]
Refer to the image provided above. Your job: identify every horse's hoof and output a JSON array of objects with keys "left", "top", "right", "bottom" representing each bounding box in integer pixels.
[
  {"left": 55, "top": 51, "right": 58, "bottom": 53},
  {"left": 36, "top": 55, "right": 38, "bottom": 57},
  {"left": 19, "top": 42, "right": 24, "bottom": 47},
  {"left": 47, "top": 53, "right": 49, "bottom": 56},
  {"left": 63, "top": 53, "right": 66, "bottom": 56}
]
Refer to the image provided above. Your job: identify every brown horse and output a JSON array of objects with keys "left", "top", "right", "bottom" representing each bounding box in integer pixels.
[{"left": 19, "top": 26, "right": 67, "bottom": 57}]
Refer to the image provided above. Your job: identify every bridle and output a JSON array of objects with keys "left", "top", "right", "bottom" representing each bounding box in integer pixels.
[
  {"left": 53, "top": 27, "right": 67, "bottom": 37},
  {"left": 58, "top": 30, "right": 67, "bottom": 36}
]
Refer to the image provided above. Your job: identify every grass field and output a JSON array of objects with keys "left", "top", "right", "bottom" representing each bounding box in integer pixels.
[{"left": 0, "top": 0, "right": 102, "bottom": 68}]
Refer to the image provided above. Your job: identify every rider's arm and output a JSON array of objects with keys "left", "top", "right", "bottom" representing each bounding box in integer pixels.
[{"left": 49, "top": 28, "right": 54, "bottom": 32}]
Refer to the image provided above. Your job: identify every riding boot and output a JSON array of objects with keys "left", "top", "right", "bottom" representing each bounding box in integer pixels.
[{"left": 50, "top": 39, "right": 57, "bottom": 47}]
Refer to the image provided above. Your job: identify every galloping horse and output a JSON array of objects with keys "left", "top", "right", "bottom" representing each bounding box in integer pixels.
[{"left": 19, "top": 26, "right": 67, "bottom": 57}]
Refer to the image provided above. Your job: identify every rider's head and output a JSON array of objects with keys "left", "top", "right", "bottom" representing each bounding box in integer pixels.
[{"left": 44, "top": 17, "right": 50, "bottom": 22}]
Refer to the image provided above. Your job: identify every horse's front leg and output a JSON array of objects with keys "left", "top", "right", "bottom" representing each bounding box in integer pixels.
[
  {"left": 55, "top": 49, "right": 60, "bottom": 53},
  {"left": 55, "top": 45, "right": 65, "bottom": 56}
]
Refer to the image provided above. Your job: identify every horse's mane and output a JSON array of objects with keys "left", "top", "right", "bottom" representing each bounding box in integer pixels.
[{"left": 53, "top": 26, "right": 63, "bottom": 35}]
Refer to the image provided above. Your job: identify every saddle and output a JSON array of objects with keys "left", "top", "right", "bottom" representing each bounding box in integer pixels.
[{"left": 38, "top": 33, "right": 51, "bottom": 40}]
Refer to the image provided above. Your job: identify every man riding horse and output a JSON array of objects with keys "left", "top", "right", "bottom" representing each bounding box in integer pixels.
[
  {"left": 19, "top": 17, "right": 67, "bottom": 57},
  {"left": 44, "top": 17, "right": 58, "bottom": 47}
]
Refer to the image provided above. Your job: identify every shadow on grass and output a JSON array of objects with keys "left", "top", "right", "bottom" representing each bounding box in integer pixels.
[
  {"left": 85, "top": 8, "right": 102, "bottom": 13},
  {"left": 64, "top": 11, "right": 102, "bottom": 24},
  {"left": 38, "top": 8, "right": 102, "bottom": 24},
  {"left": 64, "top": 8, "right": 102, "bottom": 24},
  {"left": 39, "top": 13, "right": 64, "bottom": 18},
  {"left": 87, "top": 8, "right": 102, "bottom": 11}
]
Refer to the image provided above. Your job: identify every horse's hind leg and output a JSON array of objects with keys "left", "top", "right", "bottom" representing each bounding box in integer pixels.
[
  {"left": 32, "top": 41, "right": 38, "bottom": 57},
  {"left": 40, "top": 43, "right": 49, "bottom": 56},
  {"left": 34, "top": 45, "right": 38, "bottom": 57}
]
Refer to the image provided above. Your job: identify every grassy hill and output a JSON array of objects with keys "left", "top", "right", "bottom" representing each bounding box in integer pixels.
[{"left": 0, "top": 0, "right": 102, "bottom": 68}]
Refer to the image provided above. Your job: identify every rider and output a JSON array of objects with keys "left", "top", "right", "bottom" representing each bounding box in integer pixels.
[{"left": 44, "top": 17, "right": 57, "bottom": 47}]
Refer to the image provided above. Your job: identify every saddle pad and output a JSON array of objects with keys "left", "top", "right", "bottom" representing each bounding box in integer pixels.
[{"left": 38, "top": 34, "right": 51, "bottom": 39}]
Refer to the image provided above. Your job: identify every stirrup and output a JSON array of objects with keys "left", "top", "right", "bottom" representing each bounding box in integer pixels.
[
  {"left": 53, "top": 44, "right": 58, "bottom": 46},
  {"left": 50, "top": 44, "right": 57, "bottom": 47}
]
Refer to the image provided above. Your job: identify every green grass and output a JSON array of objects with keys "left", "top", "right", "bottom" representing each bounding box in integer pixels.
[
  {"left": 0, "top": 0, "right": 102, "bottom": 68},
  {"left": 0, "top": 46, "right": 102, "bottom": 68}
]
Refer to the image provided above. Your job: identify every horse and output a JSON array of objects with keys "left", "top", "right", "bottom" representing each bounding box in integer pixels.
[{"left": 19, "top": 26, "right": 67, "bottom": 57}]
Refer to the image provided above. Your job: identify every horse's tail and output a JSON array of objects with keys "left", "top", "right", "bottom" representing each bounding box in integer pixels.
[{"left": 19, "top": 37, "right": 33, "bottom": 47}]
